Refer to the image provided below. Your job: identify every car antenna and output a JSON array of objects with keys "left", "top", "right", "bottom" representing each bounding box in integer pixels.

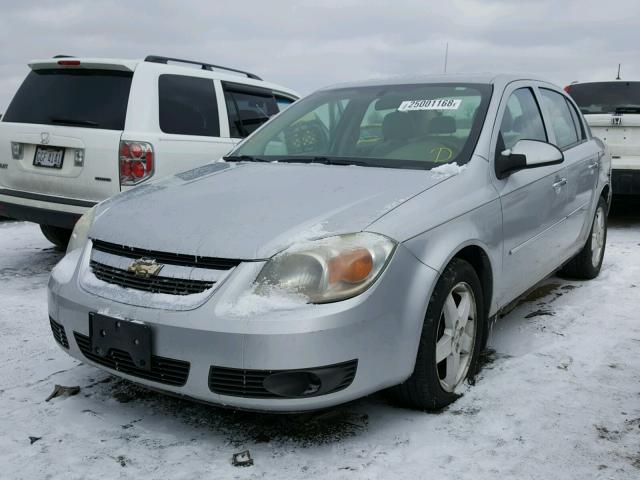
[
  {"left": 616, "top": 63, "right": 621, "bottom": 80},
  {"left": 443, "top": 42, "right": 449, "bottom": 74}
]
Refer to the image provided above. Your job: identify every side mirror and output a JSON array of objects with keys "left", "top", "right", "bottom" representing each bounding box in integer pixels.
[{"left": 495, "top": 139, "right": 564, "bottom": 179}]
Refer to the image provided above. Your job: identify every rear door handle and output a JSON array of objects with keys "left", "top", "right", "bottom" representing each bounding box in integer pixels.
[
  {"left": 588, "top": 162, "right": 599, "bottom": 171},
  {"left": 553, "top": 178, "right": 567, "bottom": 188}
]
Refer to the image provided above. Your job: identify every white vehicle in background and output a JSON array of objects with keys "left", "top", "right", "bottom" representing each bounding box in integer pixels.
[
  {"left": 0, "top": 55, "right": 298, "bottom": 248},
  {"left": 566, "top": 80, "right": 639, "bottom": 195}
]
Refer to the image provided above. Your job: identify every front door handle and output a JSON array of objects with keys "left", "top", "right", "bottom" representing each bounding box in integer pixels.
[{"left": 553, "top": 177, "right": 567, "bottom": 189}]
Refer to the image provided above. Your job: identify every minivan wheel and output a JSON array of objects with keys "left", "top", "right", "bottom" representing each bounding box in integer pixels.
[
  {"left": 559, "top": 196, "right": 608, "bottom": 280},
  {"left": 390, "top": 258, "right": 485, "bottom": 410},
  {"left": 40, "top": 224, "right": 72, "bottom": 251}
]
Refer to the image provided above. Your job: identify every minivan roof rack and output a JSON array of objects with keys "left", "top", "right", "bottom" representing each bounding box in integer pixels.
[{"left": 144, "top": 55, "right": 262, "bottom": 80}]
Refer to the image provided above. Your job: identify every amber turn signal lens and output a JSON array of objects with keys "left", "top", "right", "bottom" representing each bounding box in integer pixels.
[{"left": 328, "top": 249, "right": 373, "bottom": 284}]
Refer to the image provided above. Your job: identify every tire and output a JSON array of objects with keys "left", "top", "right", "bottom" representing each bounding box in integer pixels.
[
  {"left": 40, "top": 224, "right": 72, "bottom": 251},
  {"left": 559, "top": 196, "right": 608, "bottom": 280},
  {"left": 391, "top": 258, "right": 486, "bottom": 410}
]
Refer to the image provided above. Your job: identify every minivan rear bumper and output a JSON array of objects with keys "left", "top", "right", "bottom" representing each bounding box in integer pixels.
[
  {"left": 0, "top": 189, "right": 95, "bottom": 228},
  {"left": 612, "top": 169, "right": 640, "bottom": 195}
]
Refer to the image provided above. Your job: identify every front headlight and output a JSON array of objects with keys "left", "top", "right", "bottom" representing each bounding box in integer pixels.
[
  {"left": 256, "top": 233, "right": 396, "bottom": 304},
  {"left": 66, "top": 205, "right": 97, "bottom": 253}
]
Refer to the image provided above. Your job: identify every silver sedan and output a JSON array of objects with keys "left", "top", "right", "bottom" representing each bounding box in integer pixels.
[{"left": 48, "top": 74, "right": 611, "bottom": 411}]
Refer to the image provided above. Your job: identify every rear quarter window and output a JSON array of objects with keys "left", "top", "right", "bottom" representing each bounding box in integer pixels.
[
  {"left": 3, "top": 69, "right": 132, "bottom": 130},
  {"left": 158, "top": 74, "right": 220, "bottom": 137}
]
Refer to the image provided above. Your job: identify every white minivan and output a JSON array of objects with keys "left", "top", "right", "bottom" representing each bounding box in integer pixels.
[
  {"left": 0, "top": 55, "right": 298, "bottom": 248},
  {"left": 566, "top": 80, "right": 639, "bottom": 195}
]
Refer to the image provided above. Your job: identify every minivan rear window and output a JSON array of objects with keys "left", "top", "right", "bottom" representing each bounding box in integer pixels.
[
  {"left": 3, "top": 69, "right": 132, "bottom": 130},
  {"left": 567, "top": 81, "right": 640, "bottom": 114}
]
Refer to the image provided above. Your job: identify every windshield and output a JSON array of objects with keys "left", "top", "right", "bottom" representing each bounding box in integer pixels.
[
  {"left": 3, "top": 68, "right": 133, "bottom": 130},
  {"left": 229, "top": 83, "right": 492, "bottom": 170},
  {"left": 567, "top": 81, "right": 640, "bottom": 114}
]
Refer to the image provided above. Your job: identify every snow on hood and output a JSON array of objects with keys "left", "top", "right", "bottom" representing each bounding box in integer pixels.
[{"left": 90, "top": 162, "right": 451, "bottom": 259}]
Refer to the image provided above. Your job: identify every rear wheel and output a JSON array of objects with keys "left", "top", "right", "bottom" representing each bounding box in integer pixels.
[
  {"left": 391, "top": 258, "right": 485, "bottom": 410},
  {"left": 559, "top": 196, "right": 607, "bottom": 280},
  {"left": 40, "top": 224, "right": 72, "bottom": 251}
]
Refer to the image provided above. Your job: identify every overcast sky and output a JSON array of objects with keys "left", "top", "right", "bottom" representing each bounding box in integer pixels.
[{"left": 1, "top": 0, "right": 639, "bottom": 111}]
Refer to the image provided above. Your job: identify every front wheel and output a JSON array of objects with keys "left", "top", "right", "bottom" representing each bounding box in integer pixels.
[
  {"left": 559, "top": 196, "right": 608, "bottom": 280},
  {"left": 40, "top": 224, "right": 72, "bottom": 251},
  {"left": 391, "top": 258, "right": 485, "bottom": 410}
]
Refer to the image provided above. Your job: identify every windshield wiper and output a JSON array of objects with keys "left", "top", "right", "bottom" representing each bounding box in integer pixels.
[
  {"left": 49, "top": 116, "right": 99, "bottom": 127},
  {"left": 276, "top": 156, "right": 371, "bottom": 167},
  {"left": 223, "top": 154, "right": 269, "bottom": 163}
]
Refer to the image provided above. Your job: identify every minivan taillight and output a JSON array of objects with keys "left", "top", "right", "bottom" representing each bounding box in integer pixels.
[{"left": 119, "top": 140, "right": 154, "bottom": 186}]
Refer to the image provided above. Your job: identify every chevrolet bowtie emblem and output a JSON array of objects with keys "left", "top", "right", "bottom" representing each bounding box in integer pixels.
[{"left": 128, "top": 258, "right": 163, "bottom": 278}]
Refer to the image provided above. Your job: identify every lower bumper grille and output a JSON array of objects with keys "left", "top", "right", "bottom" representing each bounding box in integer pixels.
[
  {"left": 208, "top": 360, "right": 358, "bottom": 399},
  {"left": 49, "top": 317, "right": 69, "bottom": 349},
  {"left": 90, "top": 260, "right": 214, "bottom": 295},
  {"left": 74, "top": 332, "right": 190, "bottom": 386}
]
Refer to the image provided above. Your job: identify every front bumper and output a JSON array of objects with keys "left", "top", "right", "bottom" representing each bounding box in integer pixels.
[
  {"left": 48, "top": 243, "right": 437, "bottom": 412},
  {"left": 612, "top": 169, "right": 640, "bottom": 195}
]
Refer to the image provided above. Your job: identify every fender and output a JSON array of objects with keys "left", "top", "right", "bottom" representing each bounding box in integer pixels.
[{"left": 400, "top": 201, "right": 502, "bottom": 317}]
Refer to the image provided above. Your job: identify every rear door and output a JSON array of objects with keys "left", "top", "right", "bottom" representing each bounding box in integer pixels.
[
  {"left": 538, "top": 87, "right": 600, "bottom": 250},
  {"left": 0, "top": 65, "right": 131, "bottom": 201}
]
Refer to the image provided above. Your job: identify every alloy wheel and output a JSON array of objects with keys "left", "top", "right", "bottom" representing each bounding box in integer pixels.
[
  {"left": 435, "top": 282, "right": 477, "bottom": 392},
  {"left": 591, "top": 207, "right": 606, "bottom": 268}
]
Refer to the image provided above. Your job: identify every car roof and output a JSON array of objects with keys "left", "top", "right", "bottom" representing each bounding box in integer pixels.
[
  {"left": 569, "top": 80, "right": 640, "bottom": 86},
  {"left": 27, "top": 57, "right": 299, "bottom": 98},
  {"left": 320, "top": 73, "right": 555, "bottom": 91}
]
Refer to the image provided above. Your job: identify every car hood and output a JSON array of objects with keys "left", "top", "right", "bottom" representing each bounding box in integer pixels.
[{"left": 91, "top": 162, "right": 448, "bottom": 259}]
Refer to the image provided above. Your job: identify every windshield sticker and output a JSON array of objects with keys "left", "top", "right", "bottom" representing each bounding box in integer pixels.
[
  {"left": 430, "top": 147, "right": 454, "bottom": 162},
  {"left": 398, "top": 98, "right": 462, "bottom": 111}
]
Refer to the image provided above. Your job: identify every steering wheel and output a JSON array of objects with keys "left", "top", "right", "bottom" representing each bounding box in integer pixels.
[{"left": 284, "top": 120, "right": 330, "bottom": 154}]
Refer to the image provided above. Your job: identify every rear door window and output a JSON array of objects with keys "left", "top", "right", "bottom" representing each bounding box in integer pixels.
[
  {"left": 158, "top": 74, "right": 220, "bottom": 136},
  {"left": 3, "top": 69, "right": 132, "bottom": 130},
  {"left": 223, "top": 85, "right": 279, "bottom": 138},
  {"left": 565, "top": 98, "right": 586, "bottom": 140},
  {"left": 539, "top": 88, "right": 580, "bottom": 149}
]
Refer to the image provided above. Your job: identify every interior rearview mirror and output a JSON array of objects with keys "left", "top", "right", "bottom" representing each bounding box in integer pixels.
[{"left": 495, "top": 139, "right": 564, "bottom": 179}]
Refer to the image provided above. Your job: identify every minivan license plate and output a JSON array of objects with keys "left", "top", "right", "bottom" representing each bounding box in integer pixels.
[{"left": 33, "top": 146, "right": 65, "bottom": 169}]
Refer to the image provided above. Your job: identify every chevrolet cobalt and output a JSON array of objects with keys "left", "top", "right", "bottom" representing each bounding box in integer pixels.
[{"left": 48, "top": 74, "right": 611, "bottom": 411}]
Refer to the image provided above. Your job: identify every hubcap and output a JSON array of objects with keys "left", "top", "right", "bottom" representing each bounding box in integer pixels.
[
  {"left": 591, "top": 207, "right": 606, "bottom": 268},
  {"left": 435, "top": 282, "right": 477, "bottom": 392}
]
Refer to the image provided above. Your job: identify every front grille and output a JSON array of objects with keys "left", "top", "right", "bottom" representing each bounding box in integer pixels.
[
  {"left": 90, "top": 260, "right": 214, "bottom": 295},
  {"left": 92, "top": 239, "right": 242, "bottom": 270},
  {"left": 208, "top": 360, "right": 358, "bottom": 399},
  {"left": 49, "top": 317, "right": 69, "bottom": 349},
  {"left": 74, "top": 332, "right": 190, "bottom": 386}
]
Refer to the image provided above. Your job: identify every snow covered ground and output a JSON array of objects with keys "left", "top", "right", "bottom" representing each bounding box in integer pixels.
[{"left": 1, "top": 202, "right": 639, "bottom": 479}]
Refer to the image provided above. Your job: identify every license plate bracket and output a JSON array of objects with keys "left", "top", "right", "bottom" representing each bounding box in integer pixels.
[
  {"left": 89, "top": 313, "right": 152, "bottom": 371},
  {"left": 33, "top": 145, "right": 65, "bottom": 169}
]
